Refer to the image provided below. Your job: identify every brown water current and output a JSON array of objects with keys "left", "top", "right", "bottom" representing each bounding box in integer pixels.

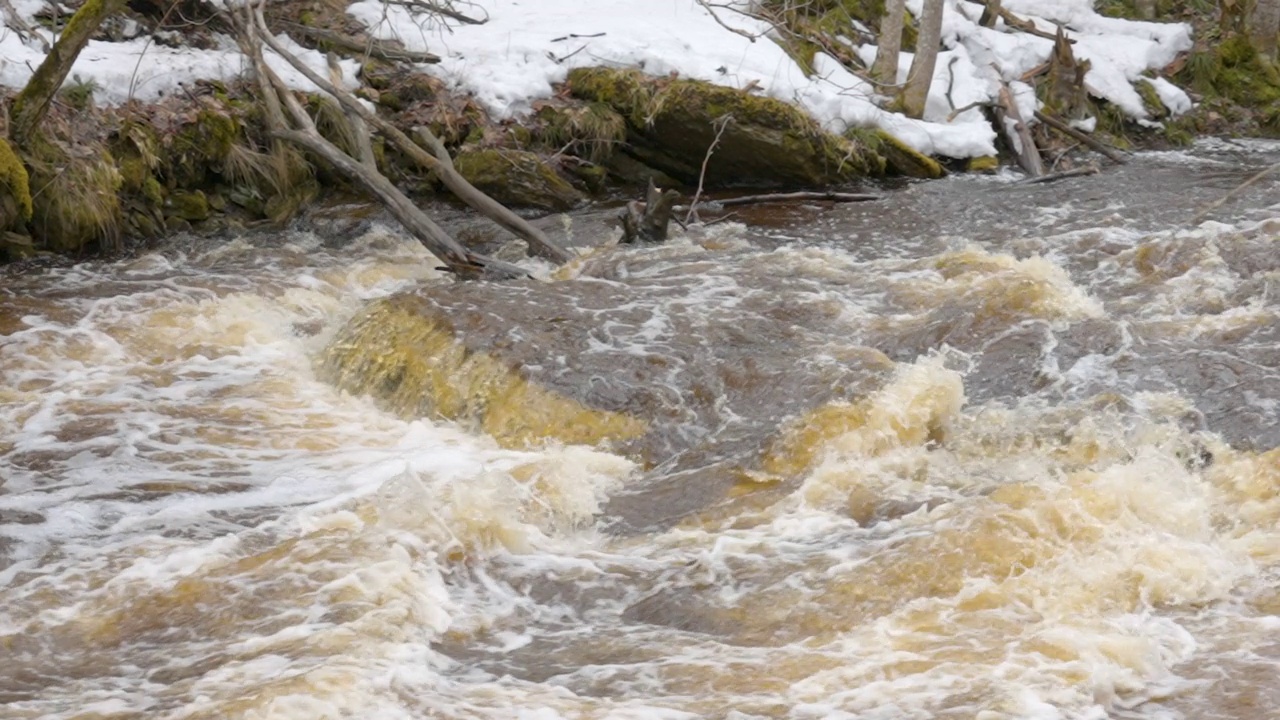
[{"left": 2, "top": 140, "right": 1280, "bottom": 719}]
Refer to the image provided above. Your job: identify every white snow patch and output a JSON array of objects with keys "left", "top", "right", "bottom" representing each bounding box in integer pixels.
[{"left": 0, "top": 0, "right": 1200, "bottom": 160}]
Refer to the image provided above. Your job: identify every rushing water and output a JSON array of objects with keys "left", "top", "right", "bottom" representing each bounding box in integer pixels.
[{"left": 2, "top": 141, "right": 1280, "bottom": 719}]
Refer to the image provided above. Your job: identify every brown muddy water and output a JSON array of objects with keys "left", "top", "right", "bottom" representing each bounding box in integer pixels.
[{"left": 2, "top": 140, "right": 1280, "bottom": 719}]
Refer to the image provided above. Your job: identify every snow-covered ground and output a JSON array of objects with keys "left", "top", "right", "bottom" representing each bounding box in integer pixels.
[{"left": 0, "top": 0, "right": 1194, "bottom": 159}]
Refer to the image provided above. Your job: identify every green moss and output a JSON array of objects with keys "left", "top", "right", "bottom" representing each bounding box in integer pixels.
[
  {"left": 1136, "top": 78, "right": 1168, "bottom": 119},
  {"left": 1176, "top": 34, "right": 1280, "bottom": 135},
  {"left": 0, "top": 138, "right": 33, "bottom": 225},
  {"left": 164, "top": 109, "right": 239, "bottom": 187},
  {"left": 58, "top": 75, "right": 98, "bottom": 111},
  {"left": 167, "top": 190, "right": 210, "bottom": 221},
  {"left": 966, "top": 155, "right": 1000, "bottom": 173},
  {"left": 141, "top": 176, "right": 165, "bottom": 205},
  {"left": 567, "top": 67, "right": 885, "bottom": 186},
  {"left": 860, "top": 128, "right": 944, "bottom": 179},
  {"left": 454, "top": 148, "right": 584, "bottom": 211},
  {"left": 535, "top": 102, "right": 627, "bottom": 162},
  {"left": 26, "top": 138, "right": 122, "bottom": 253}
]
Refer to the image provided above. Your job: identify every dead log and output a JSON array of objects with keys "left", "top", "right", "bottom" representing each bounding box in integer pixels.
[
  {"left": 252, "top": 4, "right": 572, "bottom": 265},
  {"left": 1016, "top": 164, "right": 1099, "bottom": 185},
  {"left": 621, "top": 179, "right": 680, "bottom": 243},
  {"left": 1033, "top": 110, "right": 1127, "bottom": 165},
  {"left": 995, "top": 83, "right": 1044, "bottom": 176},
  {"left": 232, "top": 1, "right": 526, "bottom": 279}
]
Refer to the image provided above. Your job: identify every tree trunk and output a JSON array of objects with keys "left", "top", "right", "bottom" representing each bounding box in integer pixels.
[
  {"left": 1250, "top": 0, "right": 1280, "bottom": 61},
  {"left": 872, "top": 0, "right": 906, "bottom": 87},
  {"left": 901, "top": 0, "right": 945, "bottom": 119},
  {"left": 9, "top": 0, "right": 123, "bottom": 144}
]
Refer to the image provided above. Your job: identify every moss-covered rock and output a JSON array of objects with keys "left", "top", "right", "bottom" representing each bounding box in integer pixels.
[
  {"left": 966, "top": 155, "right": 1000, "bottom": 173},
  {"left": 167, "top": 190, "right": 210, "bottom": 221},
  {"left": 454, "top": 148, "right": 585, "bottom": 211},
  {"left": 567, "top": 67, "right": 887, "bottom": 187},
  {"left": 851, "top": 127, "right": 946, "bottom": 179},
  {"left": 0, "top": 138, "right": 33, "bottom": 231}
]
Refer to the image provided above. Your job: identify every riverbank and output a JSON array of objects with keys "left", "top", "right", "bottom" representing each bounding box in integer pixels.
[{"left": 0, "top": 0, "right": 1276, "bottom": 262}]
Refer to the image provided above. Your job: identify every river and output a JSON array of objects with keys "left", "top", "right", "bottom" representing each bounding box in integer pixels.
[{"left": 2, "top": 140, "right": 1279, "bottom": 719}]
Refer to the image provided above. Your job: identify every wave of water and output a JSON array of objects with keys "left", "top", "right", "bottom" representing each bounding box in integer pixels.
[{"left": 2, "top": 147, "right": 1280, "bottom": 719}]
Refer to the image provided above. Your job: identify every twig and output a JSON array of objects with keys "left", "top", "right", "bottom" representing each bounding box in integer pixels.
[
  {"left": 1188, "top": 162, "right": 1280, "bottom": 225},
  {"left": 694, "top": 0, "right": 763, "bottom": 42},
  {"left": 685, "top": 114, "right": 733, "bottom": 224},
  {"left": 1016, "top": 164, "right": 1098, "bottom": 185},
  {"left": 551, "top": 32, "right": 605, "bottom": 42},
  {"left": 385, "top": 0, "right": 487, "bottom": 24},
  {"left": 946, "top": 100, "right": 989, "bottom": 122},
  {"left": 1033, "top": 109, "right": 1128, "bottom": 165},
  {"left": 944, "top": 55, "right": 960, "bottom": 111}
]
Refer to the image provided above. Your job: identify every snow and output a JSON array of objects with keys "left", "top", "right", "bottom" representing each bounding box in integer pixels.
[
  {"left": 0, "top": 9, "right": 358, "bottom": 104},
  {"left": 0, "top": 0, "right": 1198, "bottom": 161}
]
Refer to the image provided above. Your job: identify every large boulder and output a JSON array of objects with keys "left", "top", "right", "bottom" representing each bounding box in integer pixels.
[
  {"left": 321, "top": 243, "right": 897, "bottom": 530},
  {"left": 565, "top": 67, "right": 941, "bottom": 185}
]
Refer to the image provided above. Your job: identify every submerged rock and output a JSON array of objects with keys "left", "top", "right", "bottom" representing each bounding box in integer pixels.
[{"left": 321, "top": 243, "right": 896, "bottom": 530}]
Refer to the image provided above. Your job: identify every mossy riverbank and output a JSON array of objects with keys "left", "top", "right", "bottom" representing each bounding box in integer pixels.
[{"left": 0, "top": 0, "right": 1276, "bottom": 262}]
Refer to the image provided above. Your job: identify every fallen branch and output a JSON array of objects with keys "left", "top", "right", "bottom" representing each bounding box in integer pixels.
[
  {"left": 1033, "top": 110, "right": 1127, "bottom": 165},
  {"left": 679, "top": 191, "right": 881, "bottom": 212},
  {"left": 0, "top": 0, "right": 50, "bottom": 52},
  {"left": 1188, "top": 162, "right": 1280, "bottom": 224},
  {"left": 1016, "top": 164, "right": 1098, "bottom": 184},
  {"left": 251, "top": 4, "right": 572, "bottom": 264},
  {"left": 280, "top": 22, "right": 441, "bottom": 63},
  {"left": 234, "top": 0, "right": 526, "bottom": 278},
  {"left": 998, "top": 8, "right": 1075, "bottom": 43}
]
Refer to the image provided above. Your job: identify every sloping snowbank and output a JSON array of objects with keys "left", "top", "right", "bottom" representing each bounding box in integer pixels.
[
  {"left": 0, "top": 7, "right": 357, "bottom": 104},
  {"left": 347, "top": 0, "right": 1194, "bottom": 159},
  {"left": 0, "top": 0, "right": 1194, "bottom": 160}
]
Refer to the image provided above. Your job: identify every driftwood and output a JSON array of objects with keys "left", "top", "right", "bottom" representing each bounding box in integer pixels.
[
  {"left": 995, "top": 83, "right": 1044, "bottom": 176},
  {"left": 0, "top": 0, "right": 49, "bottom": 52},
  {"left": 621, "top": 180, "right": 680, "bottom": 243},
  {"left": 997, "top": 8, "right": 1075, "bottom": 43},
  {"left": 281, "top": 22, "right": 441, "bottom": 64},
  {"left": 1033, "top": 110, "right": 1128, "bottom": 165},
  {"left": 685, "top": 191, "right": 881, "bottom": 211},
  {"left": 1016, "top": 165, "right": 1099, "bottom": 185},
  {"left": 232, "top": 0, "right": 531, "bottom": 278},
  {"left": 251, "top": 5, "right": 572, "bottom": 265}
]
